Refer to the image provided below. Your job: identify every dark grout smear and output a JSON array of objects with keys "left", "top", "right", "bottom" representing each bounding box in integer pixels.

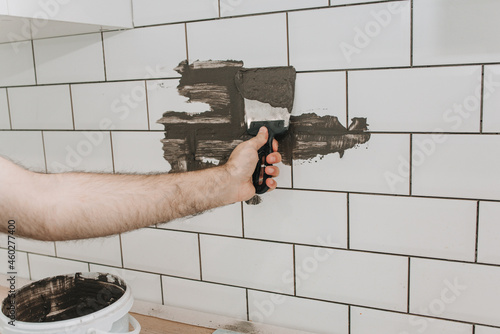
[{"left": 158, "top": 60, "right": 371, "bottom": 191}]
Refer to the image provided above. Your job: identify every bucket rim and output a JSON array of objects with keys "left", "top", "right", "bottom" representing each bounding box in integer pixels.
[{"left": 0, "top": 272, "right": 134, "bottom": 330}]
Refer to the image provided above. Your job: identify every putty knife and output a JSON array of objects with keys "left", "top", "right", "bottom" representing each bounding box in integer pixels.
[{"left": 235, "top": 67, "right": 296, "bottom": 194}]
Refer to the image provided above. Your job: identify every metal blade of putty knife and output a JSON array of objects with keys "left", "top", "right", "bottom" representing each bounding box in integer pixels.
[{"left": 235, "top": 66, "right": 296, "bottom": 194}]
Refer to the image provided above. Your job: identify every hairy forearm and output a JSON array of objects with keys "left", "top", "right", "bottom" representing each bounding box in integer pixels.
[
  {"left": 0, "top": 127, "right": 280, "bottom": 241},
  {"left": 1, "top": 161, "right": 237, "bottom": 241}
]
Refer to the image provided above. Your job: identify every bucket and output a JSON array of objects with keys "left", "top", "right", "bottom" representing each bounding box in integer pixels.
[{"left": 0, "top": 272, "right": 140, "bottom": 334}]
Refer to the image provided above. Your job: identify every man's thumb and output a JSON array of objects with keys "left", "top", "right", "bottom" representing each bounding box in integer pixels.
[{"left": 250, "top": 126, "right": 268, "bottom": 149}]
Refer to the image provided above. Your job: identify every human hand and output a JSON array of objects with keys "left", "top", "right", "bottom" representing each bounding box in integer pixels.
[{"left": 224, "top": 127, "right": 282, "bottom": 202}]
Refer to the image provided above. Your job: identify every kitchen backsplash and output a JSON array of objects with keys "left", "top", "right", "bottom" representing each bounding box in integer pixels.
[{"left": 1, "top": 0, "right": 500, "bottom": 333}]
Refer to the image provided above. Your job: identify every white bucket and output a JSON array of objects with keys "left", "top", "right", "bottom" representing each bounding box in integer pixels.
[{"left": 0, "top": 272, "right": 141, "bottom": 334}]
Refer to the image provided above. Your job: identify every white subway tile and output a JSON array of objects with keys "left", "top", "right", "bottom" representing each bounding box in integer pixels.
[
  {"left": 410, "top": 258, "right": 500, "bottom": 327},
  {"left": 17, "top": 238, "right": 55, "bottom": 256},
  {"left": 289, "top": 3, "right": 411, "bottom": 71},
  {"left": 412, "top": 135, "right": 500, "bottom": 200},
  {"left": 244, "top": 189, "right": 347, "bottom": 247},
  {"left": 0, "top": 88, "right": 9, "bottom": 129},
  {"left": 0, "top": 41, "right": 36, "bottom": 87},
  {"left": 0, "top": 131, "right": 45, "bottom": 172},
  {"left": 28, "top": 254, "right": 88, "bottom": 281},
  {"left": 111, "top": 131, "right": 170, "bottom": 174},
  {"left": 350, "top": 195, "right": 477, "bottom": 261},
  {"left": 483, "top": 66, "right": 500, "bottom": 133},
  {"left": 272, "top": 162, "right": 292, "bottom": 189},
  {"left": 72, "top": 81, "right": 148, "bottom": 130},
  {"left": 295, "top": 247, "right": 408, "bottom": 311},
  {"left": 349, "top": 66, "right": 482, "bottom": 132},
  {"left": 293, "top": 72, "right": 346, "bottom": 118},
  {"left": 121, "top": 228, "right": 200, "bottom": 279},
  {"left": 248, "top": 290, "right": 348, "bottom": 334},
  {"left": 56, "top": 236, "right": 122, "bottom": 267},
  {"left": 8, "top": 85, "right": 73, "bottom": 130},
  {"left": 0, "top": 249, "right": 30, "bottom": 280},
  {"left": 220, "top": 0, "right": 327, "bottom": 17},
  {"left": 133, "top": 0, "right": 218, "bottom": 26},
  {"left": 146, "top": 79, "right": 211, "bottom": 130},
  {"left": 103, "top": 25, "right": 186, "bottom": 80},
  {"left": 476, "top": 326, "right": 500, "bottom": 334},
  {"left": 90, "top": 264, "right": 163, "bottom": 304},
  {"left": 477, "top": 201, "right": 500, "bottom": 265},
  {"left": 159, "top": 203, "right": 242, "bottom": 237},
  {"left": 413, "top": 0, "right": 500, "bottom": 66},
  {"left": 351, "top": 306, "right": 472, "bottom": 334},
  {"left": 200, "top": 235, "right": 293, "bottom": 294},
  {"left": 33, "top": 33, "right": 105, "bottom": 84},
  {"left": 162, "top": 276, "right": 247, "bottom": 320},
  {"left": 293, "top": 134, "right": 410, "bottom": 195},
  {"left": 187, "top": 14, "right": 287, "bottom": 68},
  {"left": 43, "top": 131, "right": 113, "bottom": 173}
]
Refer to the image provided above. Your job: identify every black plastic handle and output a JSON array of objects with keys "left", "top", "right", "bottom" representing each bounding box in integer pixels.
[{"left": 252, "top": 131, "right": 275, "bottom": 194}]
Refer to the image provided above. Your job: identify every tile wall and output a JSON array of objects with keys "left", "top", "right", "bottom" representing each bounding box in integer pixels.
[{"left": 1, "top": 0, "right": 499, "bottom": 333}]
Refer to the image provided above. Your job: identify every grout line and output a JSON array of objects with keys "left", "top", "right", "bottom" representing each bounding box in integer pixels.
[
  {"left": 101, "top": 32, "right": 107, "bottom": 81},
  {"left": 0, "top": 129, "right": 166, "bottom": 133},
  {"left": 88, "top": 262, "right": 91, "bottom": 272},
  {"left": 26, "top": 253, "right": 32, "bottom": 281},
  {"left": 407, "top": 257, "right": 411, "bottom": 313},
  {"left": 119, "top": 233, "right": 125, "bottom": 268},
  {"left": 480, "top": 65, "right": 485, "bottom": 133},
  {"left": 240, "top": 201, "right": 245, "bottom": 238},
  {"left": 286, "top": 12, "right": 290, "bottom": 66},
  {"left": 0, "top": 30, "right": 109, "bottom": 46},
  {"left": 141, "top": 227, "right": 500, "bottom": 268},
  {"left": 271, "top": 186, "right": 500, "bottom": 203},
  {"left": 53, "top": 241, "right": 58, "bottom": 257},
  {"left": 410, "top": 0, "right": 413, "bottom": 66},
  {"left": 293, "top": 244, "right": 297, "bottom": 296},
  {"left": 184, "top": 23, "right": 189, "bottom": 63},
  {"left": 198, "top": 233, "right": 203, "bottom": 280},
  {"left": 409, "top": 134, "right": 413, "bottom": 195},
  {"left": 0, "top": 76, "right": 183, "bottom": 90},
  {"left": 290, "top": 158, "right": 294, "bottom": 188},
  {"left": 160, "top": 275, "right": 165, "bottom": 305},
  {"left": 3, "top": 128, "right": 499, "bottom": 135},
  {"left": 348, "top": 305, "right": 351, "bottom": 334},
  {"left": 144, "top": 81, "right": 151, "bottom": 130},
  {"left": 2, "top": 62, "right": 500, "bottom": 90},
  {"left": 346, "top": 193, "right": 350, "bottom": 249},
  {"left": 245, "top": 289, "right": 250, "bottom": 321},
  {"left": 294, "top": 62, "right": 500, "bottom": 74},
  {"left": 109, "top": 131, "right": 116, "bottom": 173},
  {"left": 475, "top": 201, "right": 480, "bottom": 263},
  {"left": 30, "top": 40, "right": 38, "bottom": 85},
  {"left": 329, "top": 0, "right": 331, "bottom": 5},
  {"left": 129, "top": 0, "right": 136, "bottom": 27},
  {"left": 125, "top": 1, "right": 402, "bottom": 30},
  {"left": 345, "top": 71, "right": 349, "bottom": 126},
  {"left": 218, "top": 0, "right": 221, "bottom": 17},
  {"left": 69, "top": 85, "right": 76, "bottom": 130},
  {"left": 5, "top": 88, "right": 12, "bottom": 130},
  {"left": 40, "top": 131, "right": 48, "bottom": 173}
]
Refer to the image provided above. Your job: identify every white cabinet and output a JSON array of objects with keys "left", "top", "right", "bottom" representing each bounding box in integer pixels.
[{"left": 0, "top": 0, "right": 132, "bottom": 43}]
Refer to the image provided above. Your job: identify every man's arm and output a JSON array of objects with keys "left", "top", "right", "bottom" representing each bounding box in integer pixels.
[{"left": 0, "top": 127, "right": 281, "bottom": 241}]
